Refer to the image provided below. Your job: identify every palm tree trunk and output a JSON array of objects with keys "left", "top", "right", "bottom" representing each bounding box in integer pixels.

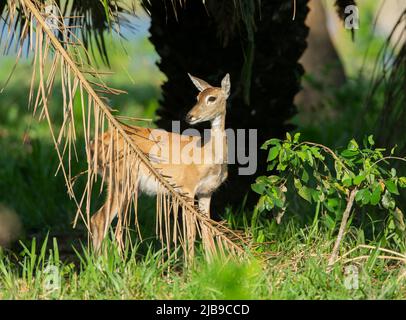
[{"left": 143, "top": 0, "right": 309, "bottom": 215}]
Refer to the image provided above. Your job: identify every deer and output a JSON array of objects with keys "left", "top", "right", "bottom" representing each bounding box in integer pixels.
[{"left": 90, "top": 73, "right": 231, "bottom": 251}]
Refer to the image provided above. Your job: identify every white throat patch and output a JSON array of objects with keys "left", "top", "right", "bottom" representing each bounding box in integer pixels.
[{"left": 211, "top": 115, "right": 222, "bottom": 129}]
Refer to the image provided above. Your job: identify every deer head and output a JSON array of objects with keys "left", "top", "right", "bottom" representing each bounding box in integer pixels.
[{"left": 186, "top": 73, "right": 230, "bottom": 125}]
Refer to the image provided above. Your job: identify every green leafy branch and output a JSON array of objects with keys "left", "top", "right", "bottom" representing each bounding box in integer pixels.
[{"left": 252, "top": 133, "right": 406, "bottom": 269}]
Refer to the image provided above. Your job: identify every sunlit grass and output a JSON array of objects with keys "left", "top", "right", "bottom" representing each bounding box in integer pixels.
[{"left": 1, "top": 216, "right": 405, "bottom": 299}]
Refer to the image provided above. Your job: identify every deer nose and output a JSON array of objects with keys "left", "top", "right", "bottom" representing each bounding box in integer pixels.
[{"left": 186, "top": 114, "right": 196, "bottom": 123}]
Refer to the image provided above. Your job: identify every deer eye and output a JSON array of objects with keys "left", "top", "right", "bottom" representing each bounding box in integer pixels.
[{"left": 207, "top": 96, "right": 217, "bottom": 103}]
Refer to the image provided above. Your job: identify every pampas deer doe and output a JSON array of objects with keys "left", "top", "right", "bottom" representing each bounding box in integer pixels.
[{"left": 91, "top": 73, "right": 231, "bottom": 251}]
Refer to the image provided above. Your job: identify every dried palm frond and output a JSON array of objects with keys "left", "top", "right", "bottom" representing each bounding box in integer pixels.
[
  {"left": 2, "top": 0, "right": 247, "bottom": 263},
  {"left": 0, "top": 0, "right": 136, "bottom": 64}
]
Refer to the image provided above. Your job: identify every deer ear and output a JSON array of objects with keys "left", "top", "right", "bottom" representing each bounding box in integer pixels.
[
  {"left": 221, "top": 73, "right": 230, "bottom": 98},
  {"left": 188, "top": 73, "right": 211, "bottom": 92}
]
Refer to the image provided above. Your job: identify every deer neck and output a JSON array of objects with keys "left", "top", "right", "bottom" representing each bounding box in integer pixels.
[
  {"left": 211, "top": 113, "right": 225, "bottom": 132},
  {"left": 207, "top": 113, "right": 227, "bottom": 165}
]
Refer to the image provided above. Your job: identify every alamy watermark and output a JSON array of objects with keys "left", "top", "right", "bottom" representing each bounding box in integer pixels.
[
  {"left": 147, "top": 121, "right": 257, "bottom": 176},
  {"left": 43, "top": 264, "right": 61, "bottom": 294},
  {"left": 44, "top": 5, "right": 58, "bottom": 30},
  {"left": 344, "top": 265, "right": 359, "bottom": 290},
  {"left": 344, "top": 5, "right": 360, "bottom": 30}
]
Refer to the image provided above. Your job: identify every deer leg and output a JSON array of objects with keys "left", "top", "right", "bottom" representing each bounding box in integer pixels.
[
  {"left": 90, "top": 183, "right": 119, "bottom": 252},
  {"left": 197, "top": 194, "right": 214, "bottom": 259},
  {"left": 114, "top": 194, "right": 130, "bottom": 253},
  {"left": 179, "top": 188, "right": 197, "bottom": 261},
  {"left": 198, "top": 195, "right": 211, "bottom": 217}
]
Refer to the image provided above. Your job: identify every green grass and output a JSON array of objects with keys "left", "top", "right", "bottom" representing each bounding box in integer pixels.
[{"left": 1, "top": 215, "right": 405, "bottom": 299}]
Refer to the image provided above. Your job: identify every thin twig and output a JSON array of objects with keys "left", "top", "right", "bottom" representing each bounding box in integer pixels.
[
  {"left": 327, "top": 187, "right": 358, "bottom": 272},
  {"left": 344, "top": 255, "right": 406, "bottom": 264},
  {"left": 337, "top": 244, "right": 406, "bottom": 262}
]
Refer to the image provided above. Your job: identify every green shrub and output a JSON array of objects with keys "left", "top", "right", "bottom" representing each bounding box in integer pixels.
[{"left": 252, "top": 133, "right": 406, "bottom": 240}]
